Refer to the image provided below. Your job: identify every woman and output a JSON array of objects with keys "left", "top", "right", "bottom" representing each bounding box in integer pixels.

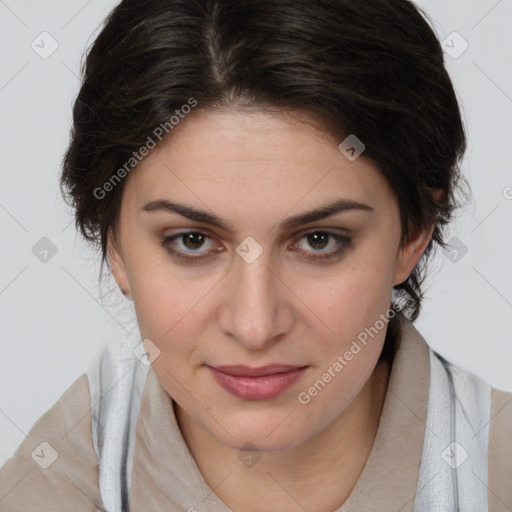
[{"left": 0, "top": 0, "right": 510, "bottom": 510}]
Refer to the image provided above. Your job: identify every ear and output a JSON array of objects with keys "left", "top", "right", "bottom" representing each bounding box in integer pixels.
[
  {"left": 393, "top": 189, "right": 442, "bottom": 286},
  {"left": 392, "top": 222, "right": 435, "bottom": 286},
  {"left": 107, "top": 229, "right": 132, "bottom": 300}
]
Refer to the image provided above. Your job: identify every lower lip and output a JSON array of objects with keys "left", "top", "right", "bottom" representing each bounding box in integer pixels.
[{"left": 207, "top": 366, "right": 308, "bottom": 400}]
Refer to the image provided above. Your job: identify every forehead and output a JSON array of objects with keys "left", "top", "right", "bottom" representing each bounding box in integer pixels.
[{"left": 121, "top": 108, "right": 394, "bottom": 214}]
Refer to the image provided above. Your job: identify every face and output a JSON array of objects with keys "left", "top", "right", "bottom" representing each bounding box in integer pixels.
[{"left": 108, "top": 107, "right": 432, "bottom": 451}]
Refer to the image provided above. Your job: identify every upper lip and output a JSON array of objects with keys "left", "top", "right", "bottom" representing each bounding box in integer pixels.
[{"left": 209, "top": 364, "right": 307, "bottom": 377}]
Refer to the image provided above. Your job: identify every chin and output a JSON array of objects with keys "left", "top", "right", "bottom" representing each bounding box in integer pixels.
[
  {"left": 208, "top": 410, "right": 314, "bottom": 453},
  {"left": 223, "top": 431, "right": 305, "bottom": 453}
]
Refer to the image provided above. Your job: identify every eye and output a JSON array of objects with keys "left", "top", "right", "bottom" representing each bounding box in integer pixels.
[
  {"left": 290, "top": 230, "right": 352, "bottom": 261},
  {"left": 160, "top": 231, "right": 221, "bottom": 262},
  {"left": 160, "top": 229, "right": 352, "bottom": 263}
]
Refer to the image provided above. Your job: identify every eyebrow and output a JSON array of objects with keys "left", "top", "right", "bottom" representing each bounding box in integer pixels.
[{"left": 140, "top": 198, "right": 374, "bottom": 231}]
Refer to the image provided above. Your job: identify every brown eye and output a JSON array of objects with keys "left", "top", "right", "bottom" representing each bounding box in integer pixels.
[
  {"left": 181, "top": 232, "right": 207, "bottom": 250},
  {"left": 160, "top": 231, "right": 221, "bottom": 262},
  {"left": 306, "top": 232, "right": 330, "bottom": 250},
  {"left": 290, "top": 230, "right": 352, "bottom": 262}
]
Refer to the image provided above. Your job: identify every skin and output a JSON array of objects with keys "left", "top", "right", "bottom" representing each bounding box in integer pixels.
[{"left": 108, "top": 107, "right": 436, "bottom": 511}]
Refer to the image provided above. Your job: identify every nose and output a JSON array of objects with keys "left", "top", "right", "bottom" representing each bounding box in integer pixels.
[{"left": 217, "top": 246, "right": 294, "bottom": 351}]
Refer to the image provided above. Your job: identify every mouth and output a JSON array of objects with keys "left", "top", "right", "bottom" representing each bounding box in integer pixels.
[
  {"left": 206, "top": 364, "right": 309, "bottom": 400},
  {"left": 211, "top": 364, "right": 307, "bottom": 377}
]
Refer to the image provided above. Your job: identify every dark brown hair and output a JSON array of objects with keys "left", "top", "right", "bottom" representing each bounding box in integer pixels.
[{"left": 59, "top": 0, "right": 469, "bottom": 365}]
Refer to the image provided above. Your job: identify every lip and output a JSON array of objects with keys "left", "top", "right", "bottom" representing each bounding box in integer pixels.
[
  {"left": 211, "top": 364, "right": 305, "bottom": 377},
  {"left": 207, "top": 364, "right": 308, "bottom": 400}
]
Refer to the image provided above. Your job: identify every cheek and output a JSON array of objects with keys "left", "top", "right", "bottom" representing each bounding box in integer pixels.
[
  {"left": 132, "top": 277, "right": 199, "bottom": 392},
  {"left": 125, "top": 238, "right": 204, "bottom": 334},
  {"left": 347, "top": 236, "right": 398, "bottom": 309},
  {"left": 296, "top": 251, "right": 396, "bottom": 393},
  {"left": 307, "top": 253, "right": 396, "bottom": 336},
  {"left": 133, "top": 280, "right": 200, "bottom": 344},
  {"left": 127, "top": 249, "right": 191, "bottom": 343},
  {"left": 297, "top": 274, "right": 392, "bottom": 422}
]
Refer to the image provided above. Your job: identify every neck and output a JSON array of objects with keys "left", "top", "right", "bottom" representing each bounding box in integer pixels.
[{"left": 175, "top": 360, "right": 391, "bottom": 512}]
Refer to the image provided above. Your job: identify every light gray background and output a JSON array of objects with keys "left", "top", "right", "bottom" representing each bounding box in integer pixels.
[{"left": 1, "top": 0, "right": 511, "bottom": 466}]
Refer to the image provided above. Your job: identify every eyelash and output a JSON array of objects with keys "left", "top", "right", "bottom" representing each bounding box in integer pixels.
[{"left": 160, "top": 230, "right": 352, "bottom": 263}]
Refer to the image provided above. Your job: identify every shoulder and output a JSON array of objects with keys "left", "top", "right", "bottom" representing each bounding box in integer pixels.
[
  {"left": 0, "top": 373, "right": 105, "bottom": 512},
  {"left": 434, "top": 349, "right": 512, "bottom": 414},
  {"left": 433, "top": 350, "right": 512, "bottom": 433},
  {"left": 433, "top": 351, "right": 512, "bottom": 508},
  {"left": 488, "top": 385, "right": 512, "bottom": 510}
]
